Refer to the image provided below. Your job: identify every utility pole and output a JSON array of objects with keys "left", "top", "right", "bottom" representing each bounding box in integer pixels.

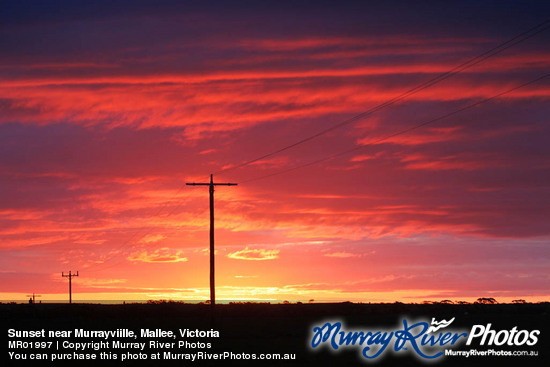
[
  {"left": 62, "top": 271, "right": 79, "bottom": 304},
  {"left": 187, "top": 174, "right": 237, "bottom": 306},
  {"left": 25, "top": 293, "right": 41, "bottom": 304}
]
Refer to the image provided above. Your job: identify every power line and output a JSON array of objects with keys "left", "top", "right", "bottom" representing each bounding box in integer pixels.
[
  {"left": 79, "top": 19, "right": 549, "bottom": 273},
  {"left": 240, "top": 73, "right": 550, "bottom": 184},
  {"left": 186, "top": 174, "right": 238, "bottom": 306},
  {"left": 62, "top": 270, "right": 79, "bottom": 304},
  {"left": 214, "top": 19, "right": 550, "bottom": 176}
]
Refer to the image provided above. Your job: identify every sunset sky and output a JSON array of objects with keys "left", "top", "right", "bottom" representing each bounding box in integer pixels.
[{"left": 1, "top": 1, "right": 549, "bottom": 303}]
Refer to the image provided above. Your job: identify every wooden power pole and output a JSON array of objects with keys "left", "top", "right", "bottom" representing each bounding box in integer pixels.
[
  {"left": 62, "top": 271, "right": 79, "bottom": 304},
  {"left": 187, "top": 174, "right": 237, "bottom": 306}
]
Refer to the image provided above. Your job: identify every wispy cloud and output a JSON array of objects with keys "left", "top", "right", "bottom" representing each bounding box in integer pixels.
[
  {"left": 1, "top": 1, "right": 549, "bottom": 302},
  {"left": 324, "top": 251, "right": 375, "bottom": 258},
  {"left": 128, "top": 248, "right": 188, "bottom": 263},
  {"left": 227, "top": 247, "right": 280, "bottom": 261}
]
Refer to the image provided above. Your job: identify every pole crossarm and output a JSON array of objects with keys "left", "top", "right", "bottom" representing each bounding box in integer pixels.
[
  {"left": 186, "top": 174, "right": 237, "bottom": 306},
  {"left": 62, "top": 271, "right": 79, "bottom": 304},
  {"left": 26, "top": 293, "right": 42, "bottom": 303},
  {"left": 186, "top": 183, "right": 237, "bottom": 187},
  {"left": 186, "top": 183, "right": 237, "bottom": 186}
]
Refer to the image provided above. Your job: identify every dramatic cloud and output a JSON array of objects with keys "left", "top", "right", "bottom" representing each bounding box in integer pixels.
[
  {"left": 227, "top": 247, "right": 280, "bottom": 261},
  {"left": 128, "top": 248, "right": 188, "bottom": 263},
  {"left": 0, "top": 0, "right": 549, "bottom": 302}
]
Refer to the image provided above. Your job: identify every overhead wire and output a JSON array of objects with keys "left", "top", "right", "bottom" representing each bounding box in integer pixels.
[
  {"left": 213, "top": 19, "right": 550, "bottom": 176},
  {"left": 81, "top": 18, "right": 550, "bottom": 272},
  {"left": 240, "top": 73, "right": 550, "bottom": 183}
]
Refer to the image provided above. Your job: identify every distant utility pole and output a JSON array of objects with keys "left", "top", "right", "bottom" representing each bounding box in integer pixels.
[
  {"left": 187, "top": 174, "right": 237, "bottom": 306},
  {"left": 62, "top": 271, "right": 79, "bottom": 304},
  {"left": 25, "top": 293, "right": 41, "bottom": 304}
]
